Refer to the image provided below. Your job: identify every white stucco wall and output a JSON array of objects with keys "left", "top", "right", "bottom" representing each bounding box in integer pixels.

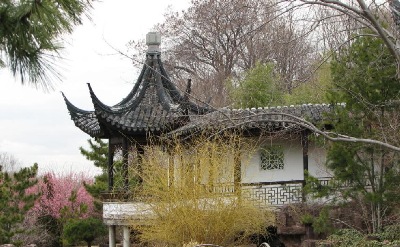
[
  {"left": 241, "top": 137, "right": 328, "bottom": 183},
  {"left": 308, "top": 143, "right": 331, "bottom": 178},
  {"left": 169, "top": 136, "right": 329, "bottom": 185}
]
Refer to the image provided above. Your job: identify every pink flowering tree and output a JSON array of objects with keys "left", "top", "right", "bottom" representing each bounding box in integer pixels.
[
  {"left": 26, "top": 172, "right": 97, "bottom": 247},
  {"left": 31, "top": 172, "right": 96, "bottom": 219}
]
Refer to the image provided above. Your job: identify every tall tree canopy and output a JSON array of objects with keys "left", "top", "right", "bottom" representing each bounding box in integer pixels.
[
  {"left": 0, "top": 0, "right": 92, "bottom": 89},
  {"left": 228, "top": 62, "right": 283, "bottom": 108},
  {"left": 289, "top": 0, "right": 400, "bottom": 77},
  {"left": 136, "top": 0, "right": 316, "bottom": 107}
]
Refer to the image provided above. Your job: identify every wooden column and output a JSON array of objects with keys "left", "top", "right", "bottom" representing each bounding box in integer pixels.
[
  {"left": 137, "top": 146, "right": 144, "bottom": 185},
  {"left": 301, "top": 131, "right": 309, "bottom": 202},
  {"left": 233, "top": 147, "right": 242, "bottom": 195},
  {"left": 301, "top": 131, "right": 309, "bottom": 175},
  {"left": 122, "top": 137, "right": 129, "bottom": 192},
  {"left": 168, "top": 155, "right": 175, "bottom": 187},
  {"left": 108, "top": 142, "right": 114, "bottom": 191}
]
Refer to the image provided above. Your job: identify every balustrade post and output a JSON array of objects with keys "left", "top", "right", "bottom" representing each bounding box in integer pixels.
[
  {"left": 109, "top": 225, "right": 116, "bottom": 247},
  {"left": 123, "top": 226, "right": 130, "bottom": 247}
]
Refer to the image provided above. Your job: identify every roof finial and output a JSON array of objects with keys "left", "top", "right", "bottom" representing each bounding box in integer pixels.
[{"left": 146, "top": 32, "right": 161, "bottom": 53}]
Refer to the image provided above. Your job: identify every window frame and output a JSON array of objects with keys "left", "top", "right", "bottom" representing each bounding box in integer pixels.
[{"left": 259, "top": 145, "right": 285, "bottom": 170}]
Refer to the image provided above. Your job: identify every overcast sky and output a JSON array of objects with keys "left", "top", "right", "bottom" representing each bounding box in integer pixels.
[{"left": 0, "top": 0, "right": 190, "bottom": 175}]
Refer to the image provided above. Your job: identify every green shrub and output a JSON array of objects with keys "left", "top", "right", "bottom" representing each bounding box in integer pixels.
[
  {"left": 63, "top": 217, "right": 106, "bottom": 247},
  {"left": 325, "top": 227, "right": 400, "bottom": 247},
  {"left": 380, "top": 224, "right": 400, "bottom": 241}
]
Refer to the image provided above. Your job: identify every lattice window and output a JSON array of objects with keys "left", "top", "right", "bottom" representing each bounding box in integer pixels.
[{"left": 260, "top": 146, "right": 284, "bottom": 170}]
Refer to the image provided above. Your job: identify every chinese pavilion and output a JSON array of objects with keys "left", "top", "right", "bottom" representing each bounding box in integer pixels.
[
  {"left": 62, "top": 32, "right": 210, "bottom": 247},
  {"left": 63, "top": 32, "right": 334, "bottom": 247},
  {"left": 63, "top": 32, "right": 210, "bottom": 188}
]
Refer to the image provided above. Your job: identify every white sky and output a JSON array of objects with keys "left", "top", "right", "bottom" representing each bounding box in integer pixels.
[{"left": 0, "top": 0, "right": 190, "bottom": 175}]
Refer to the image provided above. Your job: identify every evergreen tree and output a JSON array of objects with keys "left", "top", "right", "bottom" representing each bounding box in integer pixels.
[
  {"left": 80, "top": 138, "right": 109, "bottom": 212},
  {"left": 0, "top": 163, "right": 39, "bottom": 245},
  {"left": 80, "top": 139, "right": 140, "bottom": 204},
  {"left": 0, "top": 0, "right": 92, "bottom": 89},
  {"left": 80, "top": 138, "right": 108, "bottom": 172},
  {"left": 308, "top": 35, "right": 400, "bottom": 233}
]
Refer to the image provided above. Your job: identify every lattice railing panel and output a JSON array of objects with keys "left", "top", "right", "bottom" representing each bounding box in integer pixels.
[
  {"left": 205, "top": 182, "right": 304, "bottom": 207},
  {"left": 242, "top": 183, "right": 303, "bottom": 207},
  {"left": 104, "top": 179, "right": 339, "bottom": 206}
]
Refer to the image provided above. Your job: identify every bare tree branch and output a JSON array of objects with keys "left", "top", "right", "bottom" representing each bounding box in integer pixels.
[{"left": 202, "top": 112, "right": 400, "bottom": 152}]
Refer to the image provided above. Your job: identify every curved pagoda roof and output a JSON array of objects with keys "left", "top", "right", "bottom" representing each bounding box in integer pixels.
[{"left": 63, "top": 32, "right": 210, "bottom": 139}]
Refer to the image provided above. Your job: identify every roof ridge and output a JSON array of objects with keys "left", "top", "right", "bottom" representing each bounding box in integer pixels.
[
  {"left": 226, "top": 102, "right": 334, "bottom": 111},
  {"left": 88, "top": 83, "right": 114, "bottom": 113},
  {"left": 61, "top": 92, "right": 92, "bottom": 114},
  {"left": 114, "top": 62, "right": 147, "bottom": 107}
]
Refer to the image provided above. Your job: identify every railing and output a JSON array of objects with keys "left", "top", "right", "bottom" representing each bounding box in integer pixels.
[
  {"left": 207, "top": 181, "right": 304, "bottom": 207},
  {"left": 101, "top": 190, "right": 148, "bottom": 202},
  {"left": 313, "top": 176, "right": 374, "bottom": 188},
  {"left": 102, "top": 178, "right": 335, "bottom": 207},
  {"left": 242, "top": 182, "right": 303, "bottom": 207}
]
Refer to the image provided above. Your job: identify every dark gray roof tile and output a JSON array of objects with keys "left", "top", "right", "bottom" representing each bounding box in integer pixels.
[
  {"left": 63, "top": 52, "right": 211, "bottom": 138},
  {"left": 169, "top": 104, "right": 335, "bottom": 137}
]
